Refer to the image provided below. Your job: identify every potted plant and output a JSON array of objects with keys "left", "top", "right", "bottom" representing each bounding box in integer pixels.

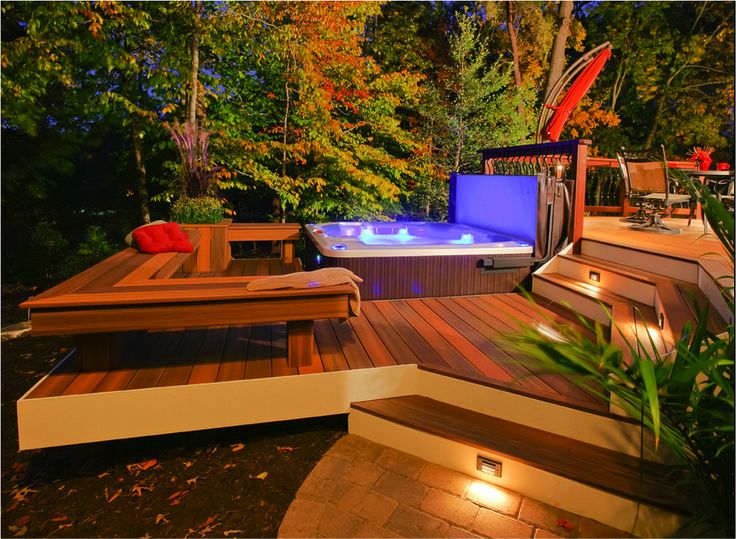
[
  {"left": 165, "top": 119, "right": 230, "bottom": 270},
  {"left": 687, "top": 146, "right": 715, "bottom": 171}
]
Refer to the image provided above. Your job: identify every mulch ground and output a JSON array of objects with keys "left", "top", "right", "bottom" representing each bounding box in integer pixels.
[{"left": 1, "top": 292, "right": 347, "bottom": 538}]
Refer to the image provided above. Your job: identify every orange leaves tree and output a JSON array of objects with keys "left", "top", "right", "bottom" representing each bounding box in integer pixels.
[{"left": 212, "top": 1, "right": 424, "bottom": 222}]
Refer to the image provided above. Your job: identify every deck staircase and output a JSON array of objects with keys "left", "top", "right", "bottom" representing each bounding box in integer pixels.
[{"left": 349, "top": 237, "right": 730, "bottom": 537}]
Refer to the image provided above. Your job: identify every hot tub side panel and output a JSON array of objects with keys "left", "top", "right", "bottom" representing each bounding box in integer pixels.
[{"left": 306, "top": 247, "right": 531, "bottom": 300}]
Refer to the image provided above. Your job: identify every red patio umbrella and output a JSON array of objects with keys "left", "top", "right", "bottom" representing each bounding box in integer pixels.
[{"left": 538, "top": 42, "right": 612, "bottom": 143}]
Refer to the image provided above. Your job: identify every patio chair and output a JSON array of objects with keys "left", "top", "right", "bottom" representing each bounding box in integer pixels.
[
  {"left": 620, "top": 145, "right": 692, "bottom": 234},
  {"left": 616, "top": 150, "right": 649, "bottom": 224}
]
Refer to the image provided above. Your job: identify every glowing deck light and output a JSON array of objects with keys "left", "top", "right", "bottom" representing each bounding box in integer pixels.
[
  {"left": 459, "top": 233, "right": 474, "bottom": 244},
  {"left": 331, "top": 243, "right": 348, "bottom": 251}
]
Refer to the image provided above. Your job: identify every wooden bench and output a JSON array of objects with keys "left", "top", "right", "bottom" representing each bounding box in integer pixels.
[{"left": 21, "top": 223, "right": 354, "bottom": 370}]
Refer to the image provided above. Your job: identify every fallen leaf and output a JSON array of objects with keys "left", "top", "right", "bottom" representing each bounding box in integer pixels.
[
  {"left": 207, "top": 445, "right": 219, "bottom": 455},
  {"left": 97, "top": 472, "right": 110, "bottom": 479},
  {"left": 556, "top": 518, "right": 574, "bottom": 531},
  {"left": 186, "top": 476, "right": 198, "bottom": 486},
  {"left": 277, "top": 446, "right": 297, "bottom": 453},
  {"left": 251, "top": 471, "right": 268, "bottom": 480},
  {"left": 131, "top": 484, "right": 154, "bottom": 497},
  {"left": 155, "top": 514, "right": 169, "bottom": 525},
  {"left": 12, "top": 487, "right": 37, "bottom": 503},
  {"left": 223, "top": 464, "right": 237, "bottom": 470},
  {"left": 127, "top": 458, "right": 158, "bottom": 474},
  {"left": 106, "top": 488, "right": 122, "bottom": 503},
  {"left": 168, "top": 490, "right": 189, "bottom": 506},
  {"left": 50, "top": 515, "right": 69, "bottom": 522},
  {"left": 230, "top": 443, "right": 245, "bottom": 452},
  {"left": 58, "top": 523, "right": 73, "bottom": 530},
  {"left": 200, "top": 523, "right": 221, "bottom": 535},
  {"left": 183, "top": 461, "right": 194, "bottom": 469},
  {"left": 8, "top": 525, "right": 27, "bottom": 537},
  {"left": 223, "top": 531, "right": 244, "bottom": 537},
  {"left": 13, "top": 516, "right": 31, "bottom": 527}
]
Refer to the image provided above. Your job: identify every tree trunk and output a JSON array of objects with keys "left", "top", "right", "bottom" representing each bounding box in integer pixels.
[
  {"left": 188, "top": 0, "right": 201, "bottom": 128},
  {"left": 506, "top": 1, "right": 523, "bottom": 90},
  {"left": 543, "top": 0, "right": 573, "bottom": 102},
  {"left": 132, "top": 125, "right": 151, "bottom": 224},
  {"left": 643, "top": 89, "right": 668, "bottom": 151},
  {"left": 505, "top": 1, "right": 525, "bottom": 117}
]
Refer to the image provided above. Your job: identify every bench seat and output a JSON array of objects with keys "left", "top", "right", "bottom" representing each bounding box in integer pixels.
[{"left": 21, "top": 223, "right": 354, "bottom": 369}]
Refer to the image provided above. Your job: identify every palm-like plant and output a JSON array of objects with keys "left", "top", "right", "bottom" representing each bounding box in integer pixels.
[{"left": 507, "top": 173, "right": 734, "bottom": 536}]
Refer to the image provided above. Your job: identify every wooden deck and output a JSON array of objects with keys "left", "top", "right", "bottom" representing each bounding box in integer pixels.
[{"left": 24, "top": 292, "right": 608, "bottom": 414}]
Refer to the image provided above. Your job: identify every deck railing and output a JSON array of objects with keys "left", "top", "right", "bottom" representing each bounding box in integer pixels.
[
  {"left": 481, "top": 139, "right": 591, "bottom": 251},
  {"left": 480, "top": 142, "right": 697, "bottom": 249}
]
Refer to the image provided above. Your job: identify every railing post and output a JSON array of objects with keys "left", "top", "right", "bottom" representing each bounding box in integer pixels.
[{"left": 571, "top": 141, "right": 589, "bottom": 253}]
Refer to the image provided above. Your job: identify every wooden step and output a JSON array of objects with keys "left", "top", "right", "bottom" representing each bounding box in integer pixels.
[{"left": 351, "top": 395, "right": 690, "bottom": 515}]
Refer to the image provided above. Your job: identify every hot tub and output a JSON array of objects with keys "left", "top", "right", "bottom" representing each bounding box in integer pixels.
[
  {"left": 304, "top": 174, "right": 564, "bottom": 300},
  {"left": 304, "top": 221, "right": 534, "bottom": 300},
  {"left": 305, "top": 222, "right": 532, "bottom": 256}
]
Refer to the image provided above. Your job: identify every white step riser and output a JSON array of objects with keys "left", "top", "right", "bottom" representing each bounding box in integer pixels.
[
  {"left": 531, "top": 276, "right": 612, "bottom": 325},
  {"left": 556, "top": 257, "right": 656, "bottom": 306},
  {"left": 349, "top": 410, "right": 686, "bottom": 538},
  {"left": 580, "top": 240, "right": 698, "bottom": 283}
]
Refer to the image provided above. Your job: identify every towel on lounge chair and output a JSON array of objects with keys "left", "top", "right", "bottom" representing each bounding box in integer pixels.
[{"left": 246, "top": 267, "right": 363, "bottom": 316}]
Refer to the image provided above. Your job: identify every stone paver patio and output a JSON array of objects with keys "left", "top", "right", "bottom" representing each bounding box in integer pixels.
[{"left": 278, "top": 435, "right": 632, "bottom": 538}]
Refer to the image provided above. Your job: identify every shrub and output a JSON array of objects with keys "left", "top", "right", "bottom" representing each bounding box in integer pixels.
[{"left": 170, "top": 196, "right": 225, "bottom": 224}]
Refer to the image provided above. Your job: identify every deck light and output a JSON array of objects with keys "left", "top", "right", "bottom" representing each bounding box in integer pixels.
[
  {"left": 477, "top": 455, "right": 502, "bottom": 477},
  {"left": 589, "top": 270, "right": 601, "bottom": 282}
]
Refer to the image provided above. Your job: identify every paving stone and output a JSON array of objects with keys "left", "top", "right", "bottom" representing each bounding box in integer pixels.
[
  {"left": 518, "top": 498, "right": 580, "bottom": 538},
  {"left": 385, "top": 504, "right": 449, "bottom": 538},
  {"left": 309, "top": 454, "right": 349, "bottom": 481},
  {"left": 464, "top": 480, "right": 522, "bottom": 516},
  {"left": 421, "top": 488, "right": 479, "bottom": 529},
  {"left": 328, "top": 434, "right": 367, "bottom": 462},
  {"left": 418, "top": 463, "right": 472, "bottom": 497},
  {"left": 472, "top": 507, "right": 534, "bottom": 538},
  {"left": 317, "top": 504, "right": 365, "bottom": 538},
  {"left": 374, "top": 469, "right": 429, "bottom": 507},
  {"left": 534, "top": 528, "right": 564, "bottom": 538},
  {"left": 297, "top": 475, "right": 353, "bottom": 504},
  {"left": 354, "top": 521, "right": 401, "bottom": 538},
  {"left": 353, "top": 436, "right": 388, "bottom": 462},
  {"left": 279, "top": 498, "right": 326, "bottom": 531},
  {"left": 343, "top": 457, "right": 385, "bottom": 487},
  {"left": 338, "top": 483, "right": 399, "bottom": 526},
  {"left": 579, "top": 517, "right": 631, "bottom": 538},
  {"left": 444, "top": 526, "right": 483, "bottom": 538},
  {"left": 278, "top": 524, "right": 319, "bottom": 538},
  {"left": 376, "top": 447, "right": 427, "bottom": 480}
]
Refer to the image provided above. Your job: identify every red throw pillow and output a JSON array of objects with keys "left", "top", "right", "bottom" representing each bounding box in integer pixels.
[{"left": 132, "top": 223, "right": 193, "bottom": 253}]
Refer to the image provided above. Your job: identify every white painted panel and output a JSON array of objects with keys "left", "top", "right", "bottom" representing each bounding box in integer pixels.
[{"left": 18, "top": 365, "right": 418, "bottom": 450}]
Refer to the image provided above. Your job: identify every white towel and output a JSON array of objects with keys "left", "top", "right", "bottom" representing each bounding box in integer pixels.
[{"left": 246, "top": 267, "right": 363, "bottom": 316}]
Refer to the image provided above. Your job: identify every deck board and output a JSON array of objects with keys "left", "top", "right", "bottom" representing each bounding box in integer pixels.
[{"left": 25, "top": 293, "right": 609, "bottom": 414}]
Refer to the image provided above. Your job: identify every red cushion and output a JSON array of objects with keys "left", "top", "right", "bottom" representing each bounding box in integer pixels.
[{"left": 132, "top": 223, "right": 193, "bottom": 253}]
